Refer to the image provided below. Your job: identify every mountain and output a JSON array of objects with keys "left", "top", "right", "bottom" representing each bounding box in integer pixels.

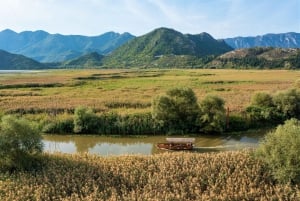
[
  {"left": 208, "top": 47, "right": 300, "bottom": 69},
  {"left": 0, "top": 29, "right": 134, "bottom": 62},
  {"left": 0, "top": 49, "right": 45, "bottom": 70},
  {"left": 224, "top": 32, "right": 300, "bottom": 49},
  {"left": 63, "top": 52, "right": 104, "bottom": 68},
  {"left": 104, "top": 27, "right": 233, "bottom": 67}
]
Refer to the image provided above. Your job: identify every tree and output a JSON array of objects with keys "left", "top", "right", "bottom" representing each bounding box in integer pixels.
[
  {"left": 246, "top": 92, "right": 282, "bottom": 125},
  {"left": 0, "top": 115, "right": 43, "bottom": 171},
  {"left": 198, "top": 95, "right": 226, "bottom": 133},
  {"left": 250, "top": 92, "right": 274, "bottom": 108},
  {"left": 255, "top": 118, "right": 300, "bottom": 184},
  {"left": 273, "top": 89, "right": 300, "bottom": 119},
  {"left": 152, "top": 88, "right": 199, "bottom": 134},
  {"left": 73, "top": 106, "right": 99, "bottom": 134}
]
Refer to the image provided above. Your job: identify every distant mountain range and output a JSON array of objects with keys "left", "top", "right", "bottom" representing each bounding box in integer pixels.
[
  {"left": 0, "top": 27, "right": 299, "bottom": 69},
  {"left": 224, "top": 32, "right": 300, "bottom": 49},
  {"left": 0, "top": 29, "right": 134, "bottom": 62}
]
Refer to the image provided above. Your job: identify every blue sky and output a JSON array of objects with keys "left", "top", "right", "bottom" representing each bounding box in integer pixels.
[{"left": 0, "top": 0, "right": 299, "bottom": 38}]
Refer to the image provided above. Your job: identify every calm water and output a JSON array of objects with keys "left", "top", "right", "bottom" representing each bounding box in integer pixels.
[
  {"left": 43, "top": 131, "right": 266, "bottom": 156},
  {"left": 0, "top": 70, "right": 40, "bottom": 74}
]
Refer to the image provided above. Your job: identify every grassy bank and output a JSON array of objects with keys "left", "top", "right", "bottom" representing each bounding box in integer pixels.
[{"left": 0, "top": 151, "right": 299, "bottom": 200}]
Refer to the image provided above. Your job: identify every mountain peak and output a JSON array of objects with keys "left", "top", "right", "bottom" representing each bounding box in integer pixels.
[
  {"left": 1, "top": 29, "right": 16, "bottom": 34},
  {"left": 107, "top": 27, "right": 233, "bottom": 67},
  {"left": 151, "top": 27, "right": 178, "bottom": 33}
]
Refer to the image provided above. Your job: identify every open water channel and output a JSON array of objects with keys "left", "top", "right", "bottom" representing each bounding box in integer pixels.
[{"left": 43, "top": 130, "right": 268, "bottom": 156}]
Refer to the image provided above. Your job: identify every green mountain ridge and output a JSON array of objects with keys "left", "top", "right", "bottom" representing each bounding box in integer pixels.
[
  {"left": 209, "top": 47, "right": 300, "bottom": 69},
  {"left": 63, "top": 52, "right": 104, "bottom": 68},
  {"left": 0, "top": 49, "right": 45, "bottom": 70},
  {"left": 103, "top": 27, "right": 233, "bottom": 67},
  {"left": 1, "top": 27, "right": 299, "bottom": 70}
]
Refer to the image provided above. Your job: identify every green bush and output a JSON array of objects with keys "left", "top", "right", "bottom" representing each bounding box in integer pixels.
[
  {"left": 43, "top": 117, "right": 74, "bottom": 134},
  {"left": 246, "top": 92, "right": 285, "bottom": 127},
  {"left": 255, "top": 118, "right": 300, "bottom": 184},
  {"left": 0, "top": 115, "right": 43, "bottom": 172},
  {"left": 250, "top": 92, "right": 274, "bottom": 108},
  {"left": 226, "top": 115, "right": 249, "bottom": 132},
  {"left": 73, "top": 106, "right": 99, "bottom": 134},
  {"left": 273, "top": 89, "right": 300, "bottom": 119},
  {"left": 152, "top": 87, "right": 199, "bottom": 134},
  {"left": 198, "top": 95, "right": 226, "bottom": 133}
]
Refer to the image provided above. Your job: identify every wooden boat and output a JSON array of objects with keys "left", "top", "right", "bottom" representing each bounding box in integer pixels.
[{"left": 157, "top": 138, "right": 195, "bottom": 150}]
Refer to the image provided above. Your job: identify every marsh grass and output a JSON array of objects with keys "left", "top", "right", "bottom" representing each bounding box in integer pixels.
[
  {"left": 0, "top": 151, "right": 298, "bottom": 200},
  {"left": 0, "top": 69, "right": 298, "bottom": 115}
]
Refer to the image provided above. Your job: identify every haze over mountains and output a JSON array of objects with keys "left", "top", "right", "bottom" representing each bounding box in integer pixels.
[
  {"left": 225, "top": 32, "right": 300, "bottom": 49},
  {"left": 0, "top": 27, "right": 299, "bottom": 69},
  {"left": 0, "top": 29, "right": 134, "bottom": 62}
]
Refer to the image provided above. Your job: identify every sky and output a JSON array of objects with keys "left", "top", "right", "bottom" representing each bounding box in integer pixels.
[{"left": 0, "top": 0, "right": 299, "bottom": 38}]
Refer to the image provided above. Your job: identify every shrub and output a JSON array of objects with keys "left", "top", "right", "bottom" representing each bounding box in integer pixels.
[
  {"left": 152, "top": 87, "right": 199, "bottom": 134},
  {"left": 273, "top": 89, "right": 300, "bottom": 119},
  {"left": 226, "top": 115, "right": 249, "bottom": 132},
  {"left": 255, "top": 118, "right": 300, "bottom": 184},
  {"left": 198, "top": 95, "right": 226, "bottom": 133},
  {"left": 73, "top": 106, "right": 99, "bottom": 134},
  {"left": 246, "top": 92, "right": 284, "bottom": 126},
  {"left": 43, "top": 117, "right": 74, "bottom": 134},
  {"left": 0, "top": 115, "right": 43, "bottom": 172},
  {"left": 250, "top": 92, "right": 274, "bottom": 108}
]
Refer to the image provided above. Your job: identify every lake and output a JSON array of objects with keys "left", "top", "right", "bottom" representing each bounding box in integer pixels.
[
  {"left": 43, "top": 131, "right": 266, "bottom": 156},
  {"left": 0, "top": 70, "right": 40, "bottom": 74}
]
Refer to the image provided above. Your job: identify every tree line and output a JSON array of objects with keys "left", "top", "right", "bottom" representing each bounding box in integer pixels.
[{"left": 40, "top": 86, "right": 300, "bottom": 135}]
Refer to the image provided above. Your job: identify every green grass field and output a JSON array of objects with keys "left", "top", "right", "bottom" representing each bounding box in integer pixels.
[{"left": 0, "top": 69, "right": 298, "bottom": 115}]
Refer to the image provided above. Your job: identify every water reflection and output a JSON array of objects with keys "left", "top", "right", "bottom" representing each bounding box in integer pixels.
[{"left": 43, "top": 132, "right": 265, "bottom": 156}]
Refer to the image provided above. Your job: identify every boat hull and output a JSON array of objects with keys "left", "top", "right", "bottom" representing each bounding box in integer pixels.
[{"left": 156, "top": 142, "right": 193, "bottom": 150}]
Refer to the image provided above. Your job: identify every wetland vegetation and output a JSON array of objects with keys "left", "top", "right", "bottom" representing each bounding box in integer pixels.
[
  {"left": 1, "top": 69, "right": 300, "bottom": 200},
  {"left": 0, "top": 69, "right": 299, "bottom": 135}
]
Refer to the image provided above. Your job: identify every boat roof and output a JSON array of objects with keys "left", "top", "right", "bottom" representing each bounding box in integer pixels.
[{"left": 166, "top": 138, "right": 195, "bottom": 143}]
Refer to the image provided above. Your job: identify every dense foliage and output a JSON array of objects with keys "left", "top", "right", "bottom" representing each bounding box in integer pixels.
[
  {"left": 152, "top": 87, "right": 200, "bottom": 134},
  {"left": 255, "top": 119, "right": 300, "bottom": 184},
  {"left": 246, "top": 89, "right": 300, "bottom": 126},
  {"left": 152, "top": 88, "right": 227, "bottom": 134},
  {"left": 0, "top": 151, "right": 298, "bottom": 200},
  {"left": 198, "top": 95, "right": 226, "bottom": 133},
  {"left": 44, "top": 112, "right": 162, "bottom": 135},
  {"left": 73, "top": 106, "right": 99, "bottom": 134},
  {"left": 40, "top": 86, "right": 300, "bottom": 135},
  {"left": 0, "top": 115, "right": 43, "bottom": 172}
]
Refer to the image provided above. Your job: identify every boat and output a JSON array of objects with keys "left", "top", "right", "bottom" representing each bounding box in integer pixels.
[{"left": 156, "top": 138, "right": 195, "bottom": 150}]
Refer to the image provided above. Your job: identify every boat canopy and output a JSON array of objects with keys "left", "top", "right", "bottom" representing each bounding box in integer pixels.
[{"left": 166, "top": 138, "right": 195, "bottom": 143}]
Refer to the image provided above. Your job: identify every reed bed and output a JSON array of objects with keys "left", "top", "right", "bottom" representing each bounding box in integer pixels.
[
  {"left": 0, "top": 69, "right": 298, "bottom": 115},
  {"left": 0, "top": 151, "right": 298, "bottom": 200}
]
